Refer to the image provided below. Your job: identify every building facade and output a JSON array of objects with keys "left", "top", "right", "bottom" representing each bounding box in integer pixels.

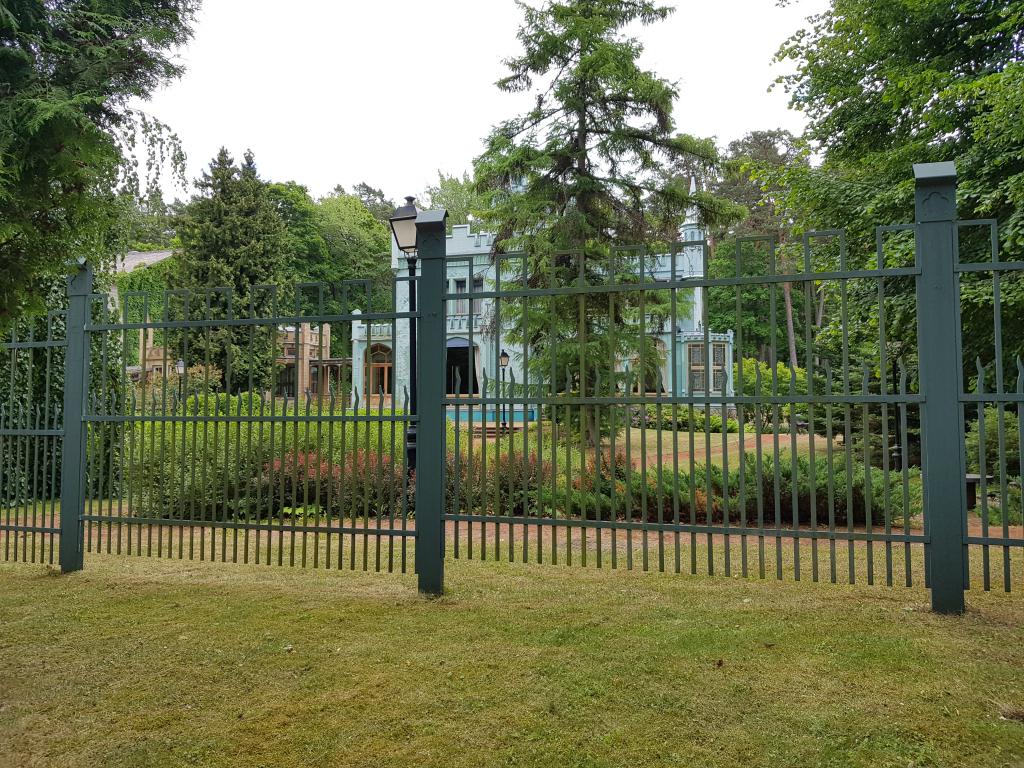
[
  {"left": 135, "top": 322, "right": 346, "bottom": 398},
  {"left": 351, "top": 219, "right": 734, "bottom": 416}
]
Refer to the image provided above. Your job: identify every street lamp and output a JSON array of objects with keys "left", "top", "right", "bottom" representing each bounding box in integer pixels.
[
  {"left": 175, "top": 358, "right": 185, "bottom": 406},
  {"left": 389, "top": 196, "right": 420, "bottom": 474},
  {"left": 499, "top": 349, "right": 510, "bottom": 433}
]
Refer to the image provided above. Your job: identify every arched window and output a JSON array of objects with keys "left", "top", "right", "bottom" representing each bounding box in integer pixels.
[{"left": 364, "top": 343, "right": 393, "bottom": 397}]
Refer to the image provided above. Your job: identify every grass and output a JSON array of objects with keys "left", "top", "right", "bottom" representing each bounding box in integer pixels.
[
  {"left": 1, "top": 548, "right": 1023, "bottom": 767},
  {"left": 625, "top": 427, "right": 820, "bottom": 469}
]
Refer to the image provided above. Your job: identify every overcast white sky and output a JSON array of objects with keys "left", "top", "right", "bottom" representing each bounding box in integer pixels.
[{"left": 139, "top": 0, "right": 829, "bottom": 203}]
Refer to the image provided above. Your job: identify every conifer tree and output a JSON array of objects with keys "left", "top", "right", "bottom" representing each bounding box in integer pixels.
[
  {"left": 474, "top": 0, "right": 738, "bottom": 444},
  {"left": 0, "top": 0, "right": 197, "bottom": 325},
  {"left": 176, "top": 149, "right": 287, "bottom": 392}
]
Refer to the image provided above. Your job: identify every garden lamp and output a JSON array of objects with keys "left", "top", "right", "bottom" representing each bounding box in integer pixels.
[
  {"left": 389, "top": 196, "right": 421, "bottom": 474},
  {"left": 499, "top": 349, "right": 510, "bottom": 433},
  {"left": 389, "top": 196, "right": 419, "bottom": 254}
]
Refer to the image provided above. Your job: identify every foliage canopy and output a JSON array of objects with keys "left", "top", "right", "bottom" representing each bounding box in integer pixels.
[{"left": 0, "top": 0, "right": 197, "bottom": 324}]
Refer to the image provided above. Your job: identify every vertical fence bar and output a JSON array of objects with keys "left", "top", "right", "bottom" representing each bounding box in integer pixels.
[
  {"left": 59, "top": 261, "right": 92, "bottom": 573},
  {"left": 414, "top": 209, "right": 448, "bottom": 595},
  {"left": 913, "top": 162, "right": 966, "bottom": 614}
]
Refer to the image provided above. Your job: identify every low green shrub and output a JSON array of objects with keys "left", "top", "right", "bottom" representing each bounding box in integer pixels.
[
  {"left": 125, "top": 405, "right": 413, "bottom": 519},
  {"left": 256, "top": 449, "right": 408, "bottom": 519},
  {"left": 630, "top": 404, "right": 740, "bottom": 434},
  {"left": 124, "top": 401, "right": 464, "bottom": 520},
  {"left": 965, "top": 406, "right": 1020, "bottom": 476},
  {"left": 448, "top": 449, "right": 922, "bottom": 527},
  {"left": 125, "top": 399, "right": 922, "bottom": 529},
  {"left": 972, "top": 477, "right": 1022, "bottom": 526}
]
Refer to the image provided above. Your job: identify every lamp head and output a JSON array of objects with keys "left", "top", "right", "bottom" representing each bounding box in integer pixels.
[{"left": 389, "top": 196, "right": 419, "bottom": 254}]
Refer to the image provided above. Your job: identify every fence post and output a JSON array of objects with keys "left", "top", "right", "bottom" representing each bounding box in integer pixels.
[
  {"left": 59, "top": 259, "right": 92, "bottom": 573},
  {"left": 414, "top": 208, "right": 448, "bottom": 595},
  {"left": 914, "top": 162, "right": 966, "bottom": 614}
]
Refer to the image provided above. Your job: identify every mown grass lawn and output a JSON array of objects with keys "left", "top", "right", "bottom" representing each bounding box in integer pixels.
[{"left": 1, "top": 552, "right": 1022, "bottom": 768}]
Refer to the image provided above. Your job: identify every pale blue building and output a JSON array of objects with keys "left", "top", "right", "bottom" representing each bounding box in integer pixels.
[{"left": 350, "top": 216, "right": 734, "bottom": 417}]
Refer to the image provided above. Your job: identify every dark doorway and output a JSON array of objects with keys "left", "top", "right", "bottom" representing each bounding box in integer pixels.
[{"left": 446, "top": 340, "right": 479, "bottom": 394}]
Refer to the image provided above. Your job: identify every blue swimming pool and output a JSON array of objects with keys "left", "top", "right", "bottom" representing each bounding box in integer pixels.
[{"left": 446, "top": 407, "right": 537, "bottom": 423}]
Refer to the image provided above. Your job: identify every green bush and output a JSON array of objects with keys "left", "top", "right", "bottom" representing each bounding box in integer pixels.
[
  {"left": 125, "top": 405, "right": 412, "bottom": 519},
  {"left": 975, "top": 478, "right": 1022, "bottom": 526},
  {"left": 449, "top": 449, "right": 922, "bottom": 527},
  {"left": 125, "top": 395, "right": 923, "bottom": 529},
  {"left": 445, "top": 450, "right": 553, "bottom": 517},
  {"left": 256, "top": 449, "right": 408, "bottom": 519},
  {"left": 124, "top": 400, "right": 467, "bottom": 520},
  {"left": 733, "top": 358, "right": 809, "bottom": 430},
  {"left": 965, "top": 406, "right": 1020, "bottom": 476},
  {"left": 630, "top": 404, "right": 740, "bottom": 434}
]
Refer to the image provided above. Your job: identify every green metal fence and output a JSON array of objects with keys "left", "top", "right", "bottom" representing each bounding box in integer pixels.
[
  {"left": 1, "top": 162, "right": 1021, "bottom": 613},
  {"left": 0, "top": 307, "right": 65, "bottom": 566},
  {"left": 1, "top": 264, "right": 419, "bottom": 573},
  {"left": 97, "top": 276, "right": 417, "bottom": 572},
  {"left": 426, "top": 162, "right": 1021, "bottom": 612}
]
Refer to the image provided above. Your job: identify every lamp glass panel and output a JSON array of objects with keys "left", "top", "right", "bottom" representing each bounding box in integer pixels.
[{"left": 390, "top": 217, "right": 417, "bottom": 252}]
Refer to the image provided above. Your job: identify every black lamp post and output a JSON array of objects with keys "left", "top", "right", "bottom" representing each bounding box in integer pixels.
[
  {"left": 389, "top": 196, "right": 420, "bottom": 473},
  {"left": 175, "top": 358, "right": 185, "bottom": 406},
  {"left": 499, "top": 349, "right": 510, "bottom": 433}
]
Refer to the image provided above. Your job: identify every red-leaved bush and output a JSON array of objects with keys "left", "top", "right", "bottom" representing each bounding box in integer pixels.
[{"left": 257, "top": 450, "right": 408, "bottom": 518}]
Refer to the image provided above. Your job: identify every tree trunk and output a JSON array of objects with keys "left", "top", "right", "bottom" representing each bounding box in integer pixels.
[{"left": 782, "top": 280, "right": 798, "bottom": 368}]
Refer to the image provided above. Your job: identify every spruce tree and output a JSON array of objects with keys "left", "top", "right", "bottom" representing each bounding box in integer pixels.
[
  {"left": 176, "top": 149, "right": 287, "bottom": 392},
  {"left": 474, "top": 0, "right": 737, "bottom": 445}
]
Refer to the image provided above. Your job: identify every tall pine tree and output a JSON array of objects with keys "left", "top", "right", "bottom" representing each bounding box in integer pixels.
[
  {"left": 176, "top": 149, "right": 287, "bottom": 392},
  {"left": 473, "top": 0, "right": 735, "bottom": 445}
]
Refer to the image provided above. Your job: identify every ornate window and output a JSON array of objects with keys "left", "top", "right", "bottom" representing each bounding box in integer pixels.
[
  {"left": 452, "top": 279, "right": 468, "bottom": 315},
  {"left": 688, "top": 342, "right": 727, "bottom": 393}
]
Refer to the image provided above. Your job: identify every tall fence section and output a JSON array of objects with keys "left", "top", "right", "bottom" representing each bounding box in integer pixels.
[{"left": 1, "top": 164, "right": 1021, "bottom": 613}]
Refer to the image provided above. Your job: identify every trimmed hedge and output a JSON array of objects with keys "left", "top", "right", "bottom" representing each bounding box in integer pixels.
[
  {"left": 630, "top": 404, "right": 740, "bottom": 434},
  {"left": 445, "top": 449, "right": 922, "bottom": 527},
  {"left": 122, "top": 393, "right": 468, "bottom": 520},
  {"left": 125, "top": 400, "right": 422, "bottom": 519},
  {"left": 125, "top": 395, "right": 922, "bottom": 528}
]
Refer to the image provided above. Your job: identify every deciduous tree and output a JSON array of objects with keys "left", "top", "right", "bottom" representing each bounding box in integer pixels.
[
  {"left": 421, "top": 171, "right": 485, "bottom": 232},
  {"left": 315, "top": 191, "right": 393, "bottom": 314},
  {"left": 771, "top": 0, "right": 1024, "bottom": 385}
]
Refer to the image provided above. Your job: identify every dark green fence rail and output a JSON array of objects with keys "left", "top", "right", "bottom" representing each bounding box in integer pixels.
[{"left": 1, "top": 163, "right": 1021, "bottom": 613}]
